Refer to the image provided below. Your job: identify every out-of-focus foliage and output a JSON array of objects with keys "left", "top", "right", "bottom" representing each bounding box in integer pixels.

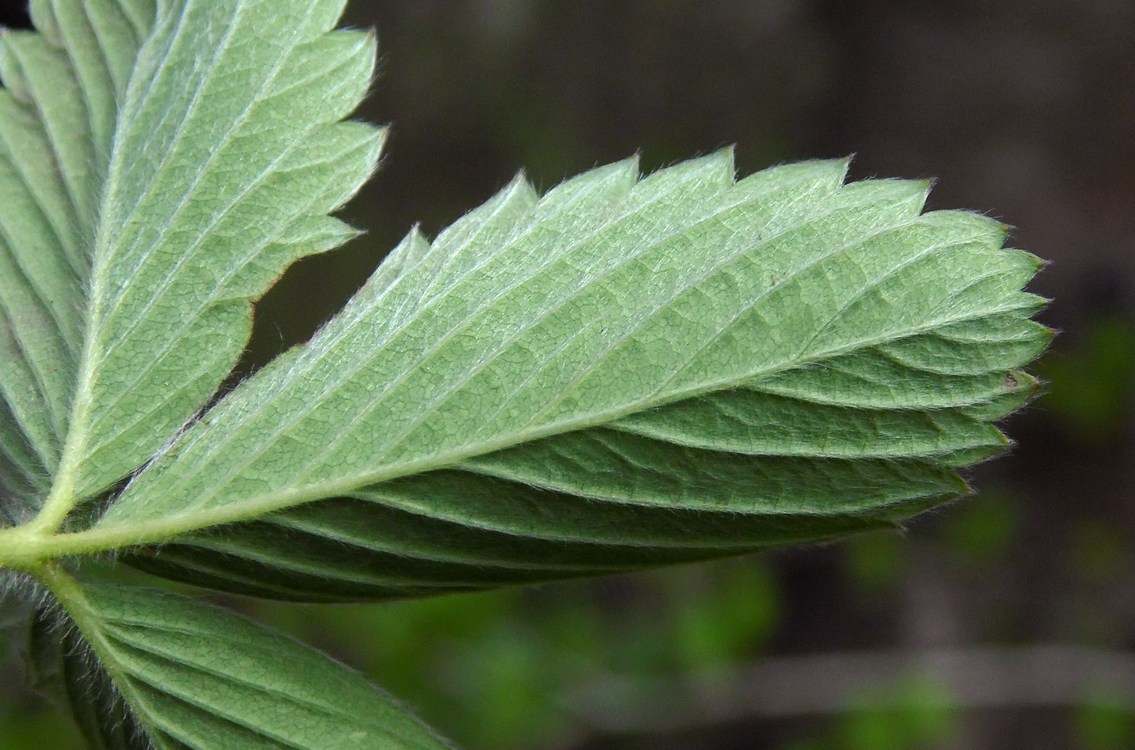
[
  {"left": 1078, "top": 699, "right": 1135, "bottom": 750},
  {"left": 1042, "top": 316, "right": 1135, "bottom": 440},
  {"left": 256, "top": 559, "right": 781, "bottom": 749}
]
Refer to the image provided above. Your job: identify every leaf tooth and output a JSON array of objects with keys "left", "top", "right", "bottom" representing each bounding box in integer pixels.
[
  {"left": 734, "top": 155, "right": 850, "bottom": 196},
  {"left": 632, "top": 148, "right": 729, "bottom": 195},
  {"left": 412, "top": 171, "right": 541, "bottom": 302},
  {"left": 28, "top": 2, "right": 61, "bottom": 43},
  {"left": 352, "top": 227, "right": 433, "bottom": 307}
]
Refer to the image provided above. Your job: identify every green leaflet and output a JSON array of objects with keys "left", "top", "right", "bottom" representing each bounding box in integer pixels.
[
  {"left": 41, "top": 571, "right": 452, "bottom": 749},
  {"left": 0, "top": 0, "right": 155, "bottom": 497},
  {"left": 31, "top": 0, "right": 383, "bottom": 510},
  {"left": 100, "top": 151, "right": 1047, "bottom": 602}
]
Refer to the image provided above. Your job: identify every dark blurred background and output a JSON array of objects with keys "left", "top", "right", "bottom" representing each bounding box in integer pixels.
[{"left": 3, "top": 1, "right": 1135, "bottom": 748}]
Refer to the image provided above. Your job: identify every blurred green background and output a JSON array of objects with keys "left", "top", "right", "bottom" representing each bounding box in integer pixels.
[{"left": 3, "top": 1, "right": 1135, "bottom": 748}]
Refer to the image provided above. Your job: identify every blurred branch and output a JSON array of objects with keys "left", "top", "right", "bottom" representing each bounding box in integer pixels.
[{"left": 564, "top": 645, "right": 1135, "bottom": 733}]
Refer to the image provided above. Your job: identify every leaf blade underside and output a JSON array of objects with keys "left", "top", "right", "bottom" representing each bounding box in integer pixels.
[
  {"left": 46, "top": 577, "right": 453, "bottom": 749},
  {"left": 54, "top": 0, "right": 383, "bottom": 501},
  {"left": 107, "top": 151, "right": 1048, "bottom": 600},
  {"left": 0, "top": 0, "right": 156, "bottom": 509}
]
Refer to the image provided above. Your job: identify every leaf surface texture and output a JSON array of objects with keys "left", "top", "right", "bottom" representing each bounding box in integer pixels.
[
  {"left": 109, "top": 152, "right": 1048, "bottom": 599},
  {"left": 0, "top": 0, "right": 155, "bottom": 504},
  {"left": 0, "top": 0, "right": 383, "bottom": 506},
  {"left": 48, "top": 577, "right": 452, "bottom": 749}
]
